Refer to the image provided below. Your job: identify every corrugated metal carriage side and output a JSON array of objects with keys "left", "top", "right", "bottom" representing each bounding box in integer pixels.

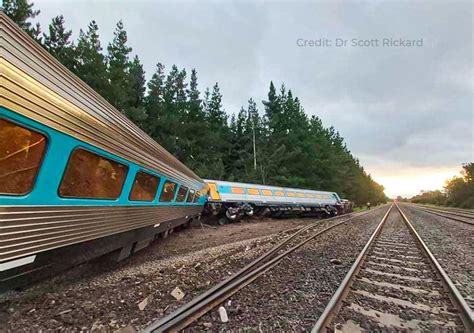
[
  {"left": 0, "top": 12, "right": 207, "bottom": 290},
  {"left": 204, "top": 179, "right": 349, "bottom": 222}
]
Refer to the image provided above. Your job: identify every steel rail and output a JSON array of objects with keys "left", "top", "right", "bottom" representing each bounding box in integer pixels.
[
  {"left": 410, "top": 203, "right": 474, "bottom": 218},
  {"left": 397, "top": 204, "right": 474, "bottom": 331},
  {"left": 411, "top": 203, "right": 474, "bottom": 217},
  {"left": 311, "top": 203, "right": 394, "bottom": 332},
  {"left": 416, "top": 204, "right": 474, "bottom": 216},
  {"left": 414, "top": 206, "right": 474, "bottom": 226},
  {"left": 312, "top": 203, "right": 473, "bottom": 332},
  {"left": 424, "top": 209, "right": 474, "bottom": 219},
  {"left": 421, "top": 208, "right": 474, "bottom": 221},
  {"left": 143, "top": 206, "right": 390, "bottom": 332},
  {"left": 434, "top": 207, "right": 474, "bottom": 216}
]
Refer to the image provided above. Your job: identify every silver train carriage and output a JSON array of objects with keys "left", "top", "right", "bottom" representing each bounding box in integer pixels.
[
  {"left": 0, "top": 13, "right": 207, "bottom": 290},
  {"left": 204, "top": 179, "right": 350, "bottom": 222}
]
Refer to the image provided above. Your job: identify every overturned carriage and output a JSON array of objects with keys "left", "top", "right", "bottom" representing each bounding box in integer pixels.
[
  {"left": 0, "top": 12, "right": 207, "bottom": 290},
  {"left": 204, "top": 179, "right": 350, "bottom": 223}
]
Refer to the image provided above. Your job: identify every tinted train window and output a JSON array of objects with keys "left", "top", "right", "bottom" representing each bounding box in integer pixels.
[
  {"left": 59, "top": 148, "right": 128, "bottom": 199},
  {"left": 0, "top": 118, "right": 47, "bottom": 195},
  {"left": 247, "top": 188, "right": 260, "bottom": 195},
  {"left": 262, "top": 190, "right": 272, "bottom": 196},
  {"left": 176, "top": 185, "right": 188, "bottom": 202},
  {"left": 159, "top": 180, "right": 177, "bottom": 202},
  {"left": 231, "top": 187, "right": 244, "bottom": 194},
  {"left": 186, "top": 189, "right": 195, "bottom": 203},
  {"left": 129, "top": 171, "right": 160, "bottom": 201}
]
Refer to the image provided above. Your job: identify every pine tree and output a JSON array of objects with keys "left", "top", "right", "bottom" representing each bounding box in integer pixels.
[
  {"left": 228, "top": 106, "right": 251, "bottom": 180},
  {"left": 187, "top": 69, "right": 202, "bottom": 121},
  {"left": 181, "top": 69, "right": 208, "bottom": 169},
  {"left": 43, "top": 15, "right": 75, "bottom": 72},
  {"left": 262, "top": 81, "right": 280, "bottom": 134},
  {"left": 201, "top": 83, "right": 229, "bottom": 179},
  {"left": 127, "top": 55, "right": 147, "bottom": 127},
  {"left": 145, "top": 62, "right": 166, "bottom": 137},
  {"left": 206, "top": 83, "right": 227, "bottom": 127},
  {"left": 107, "top": 20, "right": 132, "bottom": 113},
  {"left": 2, "top": 0, "right": 41, "bottom": 40},
  {"left": 75, "top": 21, "right": 108, "bottom": 98},
  {"left": 176, "top": 69, "right": 188, "bottom": 115}
]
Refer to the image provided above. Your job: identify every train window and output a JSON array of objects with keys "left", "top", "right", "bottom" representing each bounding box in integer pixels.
[
  {"left": 176, "top": 185, "right": 188, "bottom": 202},
  {"left": 262, "top": 189, "right": 272, "bottom": 196},
  {"left": 305, "top": 193, "right": 313, "bottom": 198},
  {"left": 186, "top": 189, "right": 195, "bottom": 203},
  {"left": 287, "top": 192, "right": 295, "bottom": 197},
  {"left": 59, "top": 148, "right": 128, "bottom": 199},
  {"left": 0, "top": 118, "right": 48, "bottom": 195},
  {"left": 247, "top": 188, "right": 260, "bottom": 195},
  {"left": 274, "top": 191, "right": 284, "bottom": 197},
  {"left": 159, "top": 180, "right": 177, "bottom": 202},
  {"left": 193, "top": 193, "right": 200, "bottom": 203},
  {"left": 297, "top": 193, "right": 305, "bottom": 198},
  {"left": 231, "top": 187, "right": 244, "bottom": 194},
  {"left": 129, "top": 171, "right": 160, "bottom": 201}
]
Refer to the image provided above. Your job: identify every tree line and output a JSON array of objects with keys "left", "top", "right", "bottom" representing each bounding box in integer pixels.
[
  {"left": 3, "top": 0, "right": 387, "bottom": 206},
  {"left": 409, "top": 163, "right": 474, "bottom": 209}
]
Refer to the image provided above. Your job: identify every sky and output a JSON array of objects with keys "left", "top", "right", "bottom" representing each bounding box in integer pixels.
[{"left": 32, "top": 0, "right": 473, "bottom": 198}]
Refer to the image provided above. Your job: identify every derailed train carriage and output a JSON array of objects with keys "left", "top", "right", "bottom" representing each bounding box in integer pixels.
[
  {"left": 0, "top": 13, "right": 207, "bottom": 290},
  {"left": 205, "top": 179, "right": 352, "bottom": 223},
  {"left": 0, "top": 12, "right": 352, "bottom": 290}
]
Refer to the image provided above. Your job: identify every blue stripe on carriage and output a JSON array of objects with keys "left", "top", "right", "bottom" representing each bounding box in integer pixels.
[{"left": 0, "top": 107, "right": 206, "bottom": 207}]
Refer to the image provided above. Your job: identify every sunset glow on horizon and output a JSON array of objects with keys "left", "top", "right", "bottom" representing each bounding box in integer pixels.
[{"left": 374, "top": 167, "right": 462, "bottom": 199}]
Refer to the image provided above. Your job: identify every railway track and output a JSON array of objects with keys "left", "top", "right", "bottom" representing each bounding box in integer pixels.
[
  {"left": 423, "top": 206, "right": 474, "bottom": 216},
  {"left": 313, "top": 203, "right": 473, "bottom": 332},
  {"left": 413, "top": 205, "right": 474, "bottom": 226},
  {"left": 143, "top": 206, "right": 389, "bottom": 332}
]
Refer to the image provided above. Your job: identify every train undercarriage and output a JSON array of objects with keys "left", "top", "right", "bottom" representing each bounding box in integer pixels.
[{"left": 204, "top": 201, "right": 350, "bottom": 224}]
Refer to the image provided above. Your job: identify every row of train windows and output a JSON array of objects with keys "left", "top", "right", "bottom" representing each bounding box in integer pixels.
[
  {"left": 0, "top": 118, "right": 200, "bottom": 203},
  {"left": 231, "top": 186, "right": 333, "bottom": 199}
]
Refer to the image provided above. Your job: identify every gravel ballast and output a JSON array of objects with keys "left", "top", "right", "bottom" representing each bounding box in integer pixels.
[
  {"left": 187, "top": 206, "right": 390, "bottom": 331},
  {"left": 1, "top": 213, "right": 363, "bottom": 331},
  {"left": 401, "top": 204, "right": 474, "bottom": 309}
]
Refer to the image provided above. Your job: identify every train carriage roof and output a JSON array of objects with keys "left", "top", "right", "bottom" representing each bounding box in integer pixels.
[{"left": 0, "top": 12, "right": 203, "bottom": 189}]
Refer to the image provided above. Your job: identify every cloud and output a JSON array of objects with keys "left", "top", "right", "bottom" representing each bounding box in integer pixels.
[{"left": 34, "top": 0, "right": 473, "bottom": 196}]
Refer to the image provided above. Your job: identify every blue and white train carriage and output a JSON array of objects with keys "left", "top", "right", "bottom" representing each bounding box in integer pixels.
[
  {"left": 0, "top": 13, "right": 207, "bottom": 290},
  {"left": 205, "top": 179, "right": 350, "bottom": 222}
]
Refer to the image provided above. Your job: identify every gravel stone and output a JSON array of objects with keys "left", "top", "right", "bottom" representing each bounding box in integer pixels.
[{"left": 0, "top": 216, "right": 325, "bottom": 330}]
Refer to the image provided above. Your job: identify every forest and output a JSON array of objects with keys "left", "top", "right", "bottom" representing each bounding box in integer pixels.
[
  {"left": 409, "top": 163, "right": 474, "bottom": 209},
  {"left": 2, "top": 0, "right": 387, "bottom": 206}
]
